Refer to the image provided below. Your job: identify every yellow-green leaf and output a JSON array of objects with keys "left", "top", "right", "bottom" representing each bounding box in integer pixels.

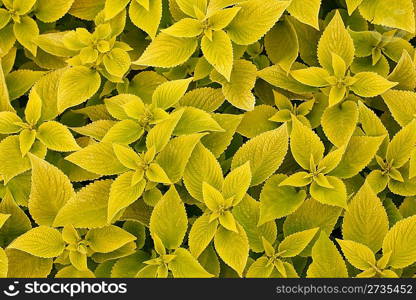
[
  {"left": 65, "top": 142, "right": 128, "bottom": 175},
  {"left": 317, "top": 11, "right": 355, "bottom": 72},
  {"left": 226, "top": 0, "right": 289, "bottom": 45},
  {"left": 214, "top": 223, "right": 248, "bottom": 276},
  {"left": 307, "top": 232, "right": 348, "bottom": 278},
  {"left": 149, "top": 186, "right": 188, "bottom": 249},
  {"left": 54, "top": 180, "right": 112, "bottom": 228},
  {"left": 232, "top": 125, "right": 288, "bottom": 186},
  {"left": 28, "top": 154, "right": 74, "bottom": 226},
  {"left": 57, "top": 66, "right": 101, "bottom": 112},
  {"left": 201, "top": 30, "right": 233, "bottom": 81},
  {"left": 342, "top": 183, "right": 389, "bottom": 252},
  {"left": 37, "top": 121, "right": 81, "bottom": 152},
  {"left": 8, "top": 226, "right": 65, "bottom": 258},
  {"left": 134, "top": 33, "right": 198, "bottom": 68},
  {"left": 382, "top": 215, "right": 416, "bottom": 268},
  {"left": 287, "top": 0, "right": 321, "bottom": 29}
]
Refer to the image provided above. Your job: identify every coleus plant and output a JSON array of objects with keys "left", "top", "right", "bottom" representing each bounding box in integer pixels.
[{"left": 0, "top": 0, "right": 416, "bottom": 279}]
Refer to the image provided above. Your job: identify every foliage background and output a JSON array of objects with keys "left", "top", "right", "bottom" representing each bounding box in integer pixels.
[{"left": 0, "top": 0, "right": 415, "bottom": 278}]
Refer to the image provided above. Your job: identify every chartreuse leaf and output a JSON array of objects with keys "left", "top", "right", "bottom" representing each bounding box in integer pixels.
[
  {"left": 0, "top": 214, "right": 10, "bottom": 230},
  {"left": 149, "top": 186, "right": 188, "bottom": 249},
  {"left": 13, "top": 16, "right": 39, "bottom": 56},
  {"left": 65, "top": 142, "right": 128, "bottom": 175},
  {"left": 265, "top": 17, "right": 299, "bottom": 72},
  {"left": 238, "top": 105, "right": 277, "bottom": 138},
  {"left": 0, "top": 111, "right": 22, "bottom": 134},
  {"left": 168, "top": 248, "right": 213, "bottom": 278},
  {"left": 6, "top": 249, "right": 52, "bottom": 278},
  {"left": 37, "top": 121, "right": 81, "bottom": 152},
  {"left": 103, "top": 48, "right": 131, "bottom": 78},
  {"left": 246, "top": 257, "right": 274, "bottom": 278},
  {"left": 346, "top": 0, "right": 363, "bottom": 15},
  {"left": 290, "top": 67, "right": 330, "bottom": 87},
  {"left": 134, "top": 33, "right": 198, "bottom": 68},
  {"left": 279, "top": 228, "right": 319, "bottom": 257},
  {"left": 208, "top": 6, "right": 240, "bottom": 30},
  {"left": 286, "top": 0, "right": 321, "bottom": 29},
  {"left": 342, "top": 183, "right": 389, "bottom": 252},
  {"left": 214, "top": 223, "right": 248, "bottom": 277},
  {"left": 12, "top": 0, "right": 37, "bottom": 14},
  {"left": 318, "top": 11, "right": 355, "bottom": 72},
  {"left": 222, "top": 162, "right": 251, "bottom": 205},
  {"left": 156, "top": 134, "right": 203, "bottom": 184},
  {"left": 57, "top": 66, "right": 101, "bottom": 112},
  {"left": 310, "top": 176, "right": 347, "bottom": 208},
  {"left": 321, "top": 101, "right": 358, "bottom": 147},
  {"left": 152, "top": 78, "right": 193, "bottom": 109},
  {"left": 176, "top": 0, "right": 207, "bottom": 17},
  {"left": 189, "top": 214, "right": 218, "bottom": 258},
  {"left": 104, "top": 94, "right": 136, "bottom": 120},
  {"left": 307, "top": 232, "right": 348, "bottom": 278},
  {"left": 184, "top": 143, "right": 224, "bottom": 201},
  {"left": 0, "top": 61, "right": 13, "bottom": 112},
  {"left": 382, "top": 90, "right": 416, "bottom": 127},
  {"left": 162, "top": 18, "right": 203, "bottom": 38},
  {"left": 387, "top": 120, "right": 416, "bottom": 168},
  {"left": 330, "top": 135, "right": 385, "bottom": 178},
  {"left": 71, "top": 120, "right": 116, "bottom": 141},
  {"left": 231, "top": 124, "right": 288, "bottom": 186},
  {"left": 387, "top": 50, "right": 416, "bottom": 90},
  {"left": 173, "top": 108, "right": 222, "bottom": 135},
  {"left": 0, "top": 136, "right": 47, "bottom": 183},
  {"left": 211, "top": 59, "right": 257, "bottom": 111},
  {"left": 226, "top": 0, "right": 289, "bottom": 45},
  {"left": 107, "top": 172, "right": 146, "bottom": 223},
  {"left": 359, "top": 0, "right": 415, "bottom": 33},
  {"left": 283, "top": 198, "right": 342, "bottom": 246},
  {"left": 28, "top": 154, "right": 74, "bottom": 226},
  {"left": 197, "top": 245, "right": 220, "bottom": 277},
  {"left": 0, "top": 190, "right": 32, "bottom": 244},
  {"left": 233, "top": 194, "right": 277, "bottom": 252},
  {"left": 86, "top": 225, "right": 136, "bottom": 253},
  {"left": 178, "top": 88, "right": 225, "bottom": 112},
  {"left": 201, "top": 30, "right": 233, "bottom": 81},
  {"left": 290, "top": 116, "right": 324, "bottom": 170},
  {"left": 102, "top": 120, "right": 143, "bottom": 144},
  {"left": 202, "top": 113, "right": 242, "bottom": 157},
  {"left": 6, "top": 70, "right": 46, "bottom": 101},
  {"left": 19, "top": 129, "right": 36, "bottom": 158},
  {"left": 0, "top": 248, "right": 7, "bottom": 278},
  {"left": 104, "top": 0, "right": 130, "bottom": 20},
  {"left": 36, "top": 32, "right": 77, "bottom": 57},
  {"left": 33, "top": 69, "right": 65, "bottom": 121},
  {"left": 25, "top": 89, "right": 42, "bottom": 127},
  {"left": 350, "top": 72, "right": 397, "bottom": 97},
  {"left": 68, "top": 0, "right": 106, "bottom": 20},
  {"left": 8, "top": 226, "right": 65, "bottom": 258},
  {"left": 129, "top": 0, "right": 162, "bottom": 39},
  {"left": 56, "top": 266, "right": 95, "bottom": 278},
  {"left": 382, "top": 215, "right": 416, "bottom": 268},
  {"left": 146, "top": 110, "right": 183, "bottom": 152},
  {"left": 259, "top": 174, "right": 307, "bottom": 225},
  {"left": 111, "top": 250, "right": 149, "bottom": 278},
  {"left": 262, "top": 62, "right": 319, "bottom": 91},
  {"left": 54, "top": 180, "right": 112, "bottom": 228},
  {"left": 35, "top": 0, "right": 75, "bottom": 23},
  {"left": 336, "top": 239, "right": 376, "bottom": 271}
]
